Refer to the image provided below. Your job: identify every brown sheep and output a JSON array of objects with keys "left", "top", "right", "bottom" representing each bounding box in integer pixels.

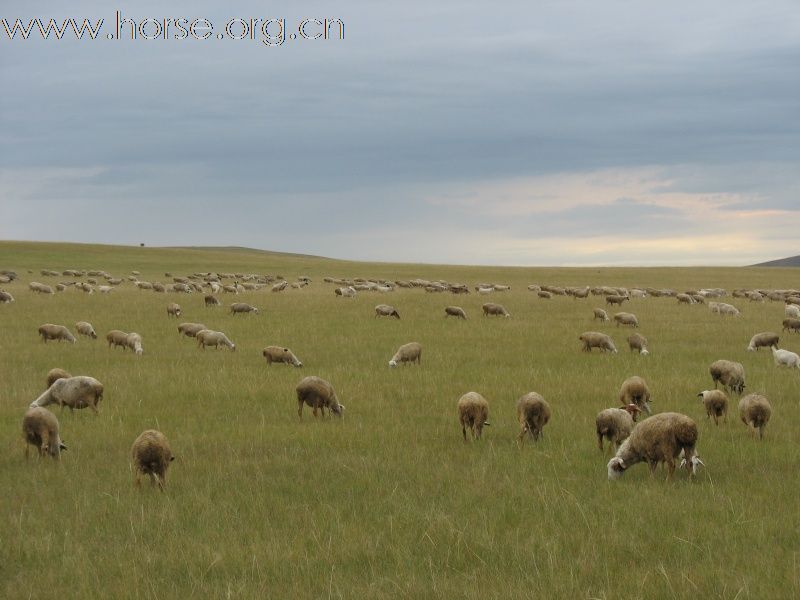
[
  {"left": 482, "top": 303, "right": 510, "bottom": 317},
  {"left": 596, "top": 404, "right": 641, "bottom": 452},
  {"left": 619, "top": 376, "right": 652, "bottom": 414},
  {"left": 22, "top": 407, "right": 67, "bottom": 459},
  {"left": 263, "top": 346, "right": 303, "bottom": 367},
  {"left": 46, "top": 368, "right": 72, "bottom": 388},
  {"left": 131, "top": 430, "right": 175, "bottom": 491},
  {"left": 106, "top": 329, "right": 129, "bottom": 350},
  {"left": 457, "top": 392, "right": 490, "bottom": 441},
  {"left": 738, "top": 393, "right": 771, "bottom": 439},
  {"left": 516, "top": 392, "right": 551, "bottom": 444},
  {"left": 697, "top": 390, "right": 728, "bottom": 425},
  {"left": 296, "top": 376, "right": 344, "bottom": 419},
  {"left": 444, "top": 306, "right": 467, "bottom": 320},
  {"left": 38, "top": 324, "right": 76, "bottom": 344},
  {"left": 579, "top": 332, "right": 618, "bottom": 353},
  {"left": 167, "top": 303, "right": 182, "bottom": 318},
  {"left": 374, "top": 304, "right": 400, "bottom": 319}
]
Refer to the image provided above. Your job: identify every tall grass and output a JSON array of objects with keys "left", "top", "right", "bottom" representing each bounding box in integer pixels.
[{"left": 1, "top": 241, "right": 798, "bottom": 599}]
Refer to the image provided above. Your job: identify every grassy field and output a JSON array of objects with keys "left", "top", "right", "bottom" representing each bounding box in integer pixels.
[{"left": 1, "top": 241, "right": 799, "bottom": 599}]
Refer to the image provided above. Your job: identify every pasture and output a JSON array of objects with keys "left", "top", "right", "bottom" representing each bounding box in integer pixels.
[{"left": 1, "top": 241, "right": 799, "bottom": 599}]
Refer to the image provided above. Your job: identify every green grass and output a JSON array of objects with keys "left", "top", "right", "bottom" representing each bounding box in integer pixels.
[{"left": 1, "top": 241, "right": 799, "bottom": 599}]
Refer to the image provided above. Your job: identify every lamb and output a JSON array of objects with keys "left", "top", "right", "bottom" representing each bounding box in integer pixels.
[
  {"left": 785, "top": 304, "right": 800, "bottom": 319},
  {"left": 126, "top": 332, "right": 144, "bottom": 356},
  {"left": 196, "top": 329, "right": 236, "bottom": 351},
  {"left": 613, "top": 312, "right": 639, "bottom": 327},
  {"left": 106, "top": 329, "right": 129, "bottom": 349},
  {"left": 204, "top": 294, "right": 221, "bottom": 307},
  {"left": 374, "top": 304, "right": 400, "bottom": 319},
  {"left": 709, "top": 360, "right": 746, "bottom": 394},
  {"left": 75, "top": 321, "right": 97, "bottom": 339},
  {"left": 22, "top": 407, "right": 67, "bottom": 459},
  {"left": 263, "top": 345, "right": 303, "bottom": 367},
  {"left": 457, "top": 392, "right": 490, "bottom": 441},
  {"left": 619, "top": 376, "right": 652, "bottom": 414},
  {"left": 746, "top": 332, "right": 779, "bottom": 352},
  {"left": 46, "top": 368, "right": 72, "bottom": 388},
  {"left": 445, "top": 306, "right": 467, "bottom": 319},
  {"left": 131, "top": 430, "right": 175, "bottom": 491},
  {"left": 592, "top": 308, "right": 609, "bottom": 322},
  {"left": 177, "top": 322, "right": 208, "bottom": 338},
  {"left": 38, "top": 324, "right": 77, "bottom": 344},
  {"left": 30, "top": 375, "right": 104, "bottom": 413},
  {"left": 697, "top": 390, "right": 728, "bottom": 425},
  {"left": 738, "top": 393, "right": 771, "bottom": 439},
  {"left": 230, "top": 302, "right": 259, "bottom": 315},
  {"left": 783, "top": 318, "right": 800, "bottom": 333},
  {"left": 772, "top": 347, "right": 800, "bottom": 368},
  {"left": 388, "top": 342, "right": 422, "bottom": 367},
  {"left": 627, "top": 333, "right": 649, "bottom": 355},
  {"left": 0, "top": 290, "right": 14, "bottom": 303},
  {"left": 605, "top": 295, "right": 628, "bottom": 306},
  {"left": 596, "top": 404, "right": 642, "bottom": 452},
  {"left": 296, "top": 376, "right": 344, "bottom": 419},
  {"left": 516, "top": 392, "right": 551, "bottom": 444},
  {"left": 579, "top": 332, "right": 618, "bottom": 353},
  {"left": 167, "top": 303, "right": 182, "bottom": 318},
  {"left": 482, "top": 303, "right": 510, "bottom": 317},
  {"left": 607, "top": 412, "right": 703, "bottom": 480}
]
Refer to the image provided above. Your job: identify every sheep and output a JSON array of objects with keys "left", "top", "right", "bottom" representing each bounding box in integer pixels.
[
  {"left": 230, "top": 302, "right": 259, "bottom": 315},
  {"left": 579, "top": 332, "right": 618, "bottom": 353},
  {"left": 746, "top": 332, "right": 779, "bottom": 352},
  {"left": 605, "top": 295, "right": 628, "bottom": 306},
  {"left": 29, "top": 282, "right": 54, "bottom": 294},
  {"left": 126, "top": 332, "right": 144, "bottom": 356},
  {"left": 596, "top": 404, "right": 642, "bottom": 452},
  {"left": 374, "top": 304, "right": 400, "bottom": 319},
  {"left": 196, "top": 329, "right": 236, "bottom": 351},
  {"left": 98, "top": 285, "right": 113, "bottom": 294},
  {"left": 537, "top": 290, "right": 553, "bottom": 299},
  {"left": 0, "top": 290, "right": 14, "bottom": 303},
  {"left": 717, "top": 303, "right": 741, "bottom": 317},
  {"left": 445, "top": 306, "right": 467, "bottom": 319},
  {"left": 613, "top": 312, "right": 639, "bottom": 327},
  {"left": 772, "top": 347, "right": 800, "bottom": 368},
  {"left": 38, "top": 324, "right": 76, "bottom": 344},
  {"left": 167, "top": 303, "right": 182, "bottom": 318},
  {"left": 22, "top": 407, "right": 67, "bottom": 459},
  {"left": 271, "top": 281, "right": 288, "bottom": 292},
  {"left": 738, "top": 393, "right": 771, "bottom": 439},
  {"left": 296, "top": 376, "right": 344, "bottom": 419},
  {"left": 204, "top": 294, "right": 221, "bottom": 307},
  {"left": 516, "top": 392, "right": 551, "bottom": 444},
  {"left": 388, "top": 342, "right": 422, "bottom": 367},
  {"left": 627, "top": 332, "right": 649, "bottom": 355},
  {"left": 335, "top": 286, "right": 357, "bottom": 298},
  {"left": 30, "top": 375, "right": 104, "bottom": 413},
  {"left": 457, "top": 392, "right": 490, "bottom": 441},
  {"left": 592, "top": 308, "right": 609, "bottom": 322},
  {"left": 619, "top": 376, "right": 652, "bottom": 415},
  {"left": 177, "top": 322, "right": 208, "bottom": 338},
  {"left": 131, "top": 430, "right": 175, "bottom": 491},
  {"left": 676, "top": 293, "right": 695, "bottom": 305},
  {"left": 477, "top": 287, "right": 494, "bottom": 295},
  {"left": 106, "top": 329, "right": 129, "bottom": 349},
  {"left": 607, "top": 412, "right": 703, "bottom": 480},
  {"left": 46, "top": 368, "right": 72, "bottom": 388},
  {"left": 697, "top": 390, "right": 728, "bottom": 425},
  {"left": 482, "top": 303, "right": 510, "bottom": 317},
  {"left": 786, "top": 304, "right": 800, "bottom": 319},
  {"left": 263, "top": 345, "right": 303, "bottom": 367},
  {"left": 783, "top": 318, "right": 800, "bottom": 333},
  {"left": 709, "top": 360, "right": 746, "bottom": 394},
  {"left": 75, "top": 321, "right": 97, "bottom": 339}
]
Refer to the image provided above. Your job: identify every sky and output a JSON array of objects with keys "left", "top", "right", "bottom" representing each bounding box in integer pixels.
[{"left": 1, "top": 0, "right": 799, "bottom": 266}]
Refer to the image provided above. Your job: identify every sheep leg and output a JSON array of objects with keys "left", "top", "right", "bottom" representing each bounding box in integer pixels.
[
  {"left": 297, "top": 402, "right": 304, "bottom": 420},
  {"left": 24, "top": 443, "right": 30, "bottom": 460},
  {"left": 461, "top": 422, "right": 467, "bottom": 441},
  {"left": 665, "top": 459, "right": 676, "bottom": 481},
  {"left": 134, "top": 471, "right": 142, "bottom": 488}
]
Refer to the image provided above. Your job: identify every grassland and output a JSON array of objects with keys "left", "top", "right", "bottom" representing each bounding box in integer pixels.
[{"left": 1, "top": 241, "right": 799, "bottom": 599}]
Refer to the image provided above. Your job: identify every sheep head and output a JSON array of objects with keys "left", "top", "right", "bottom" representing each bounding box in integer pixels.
[{"left": 607, "top": 457, "right": 626, "bottom": 480}]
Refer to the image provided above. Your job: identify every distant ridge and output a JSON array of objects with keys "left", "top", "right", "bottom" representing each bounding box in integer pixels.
[
  {"left": 751, "top": 255, "right": 800, "bottom": 267},
  {"left": 165, "top": 246, "right": 330, "bottom": 260}
]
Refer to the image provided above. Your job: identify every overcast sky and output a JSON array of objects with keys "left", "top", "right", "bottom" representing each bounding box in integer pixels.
[{"left": 1, "top": 0, "right": 798, "bottom": 265}]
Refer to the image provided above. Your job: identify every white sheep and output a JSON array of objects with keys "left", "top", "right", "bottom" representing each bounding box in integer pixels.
[
  {"left": 457, "top": 392, "right": 490, "bottom": 441},
  {"left": 389, "top": 342, "right": 422, "bottom": 367},
  {"left": 0, "top": 290, "right": 15, "bottom": 303},
  {"left": 75, "top": 321, "right": 97, "bottom": 339},
  {"left": 709, "top": 360, "right": 746, "bottom": 394},
  {"left": 126, "top": 332, "right": 144, "bottom": 356},
  {"left": 196, "top": 329, "right": 236, "bottom": 351},
  {"left": 592, "top": 308, "right": 609, "bottom": 322},
  {"left": 613, "top": 312, "right": 639, "bottom": 327},
  {"left": 627, "top": 333, "right": 649, "bottom": 355},
  {"left": 22, "top": 407, "right": 67, "bottom": 459},
  {"left": 579, "top": 332, "right": 617, "bottom": 353},
  {"left": 596, "top": 404, "right": 641, "bottom": 452},
  {"left": 785, "top": 305, "right": 800, "bottom": 319},
  {"left": 772, "top": 347, "right": 800, "bottom": 368},
  {"left": 30, "top": 376, "right": 104, "bottom": 413}
]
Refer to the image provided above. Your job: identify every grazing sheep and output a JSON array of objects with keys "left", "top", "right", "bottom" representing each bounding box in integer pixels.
[
  {"left": 537, "top": 290, "right": 553, "bottom": 299},
  {"left": 126, "top": 332, "right": 144, "bottom": 356},
  {"left": 106, "top": 329, "right": 129, "bottom": 349},
  {"left": 204, "top": 294, "right": 221, "bottom": 307},
  {"left": 709, "top": 360, "right": 746, "bottom": 394},
  {"left": 271, "top": 281, "right": 288, "bottom": 292},
  {"left": 516, "top": 392, "right": 551, "bottom": 443},
  {"left": 457, "top": 392, "right": 490, "bottom": 441},
  {"left": 613, "top": 312, "right": 639, "bottom": 328},
  {"left": 131, "top": 430, "right": 175, "bottom": 491},
  {"left": 296, "top": 376, "right": 344, "bottom": 419},
  {"left": 22, "top": 407, "right": 67, "bottom": 459},
  {"left": 75, "top": 321, "right": 97, "bottom": 339},
  {"left": 596, "top": 404, "right": 641, "bottom": 452},
  {"left": 29, "top": 282, "right": 55, "bottom": 294},
  {"left": 676, "top": 293, "right": 695, "bottom": 305},
  {"left": 697, "top": 390, "right": 728, "bottom": 425},
  {"left": 605, "top": 295, "right": 628, "bottom": 306},
  {"left": 746, "top": 332, "right": 779, "bottom": 352},
  {"left": 46, "top": 368, "right": 72, "bottom": 388},
  {"left": 627, "top": 333, "right": 649, "bottom": 355},
  {"left": 607, "top": 412, "right": 703, "bottom": 480},
  {"left": 374, "top": 304, "right": 400, "bottom": 319},
  {"left": 263, "top": 346, "right": 303, "bottom": 367},
  {"left": 167, "top": 303, "right": 182, "bottom": 318},
  {"left": 477, "top": 287, "right": 494, "bottom": 295},
  {"left": 785, "top": 305, "right": 800, "bottom": 319},
  {"left": 177, "top": 322, "right": 208, "bottom": 338},
  {"left": 98, "top": 285, "right": 113, "bottom": 294},
  {"left": 388, "top": 342, "right": 422, "bottom": 367},
  {"left": 592, "top": 308, "right": 609, "bottom": 322},
  {"left": 772, "top": 347, "right": 800, "bottom": 368},
  {"left": 783, "top": 318, "right": 800, "bottom": 333},
  {"left": 619, "top": 376, "right": 652, "bottom": 415},
  {"left": 335, "top": 286, "right": 357, "bottom": 298},
  {"left": 230, "top": 302, "right": 259, "bottom": 315},
  {"left": 38, "top": 324, "right": 77, "bottom": 344},
  {"left": 30, "top": 375, "right": 104, "bottom": 413},
  {"left": 482, "top": 303, "right": 510, "bottom": 317},
  {"left": 717, "top": 303, "right": 741, "bottom": 317},
  {"left": 0, "top": 290, "right": 14, "bottom": 303},
  {"left": 445, "top": 306, "right": 467, "bottom": 319},
  {"left": 579, "top": 332, "right": 618, "bottom": 353},
  {"left": 196, "top": 329, "right": 236, "bottom": 351},
  {"left": 738, "top": 394, "right": 771, "bottom": 439}
]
